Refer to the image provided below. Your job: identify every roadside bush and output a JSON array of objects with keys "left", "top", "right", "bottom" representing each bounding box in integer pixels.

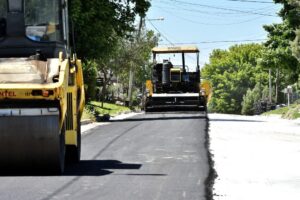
[
  {"left": 82, "top": 60, "right": 97, "bottom": 101},
  {"left": 283, "top": 104, "right": 300, "bottom": 119},
  {"left": 241, "top": 84, "right": 262, "bottom": 115}
]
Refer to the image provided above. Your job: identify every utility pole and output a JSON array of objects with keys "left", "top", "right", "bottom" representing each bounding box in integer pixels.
[
  {"left": 275, "top": 68, "right": 279, "bottom": 104},
  {"left": 128, "top": 61, "right": 134, "bottom": 107},
  {"left": 269, "top": 68, "right": 272, "bottom": 103},
  {"left": 127, "top": 17, "right": 164, "bottom": 107},
  {"left": 128, "top": 16, "right": 144, "bottom": 107}
]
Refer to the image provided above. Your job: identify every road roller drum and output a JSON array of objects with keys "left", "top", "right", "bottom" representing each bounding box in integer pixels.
[{"left": 0, "top": 108, "right": 64, "bottom": 172}]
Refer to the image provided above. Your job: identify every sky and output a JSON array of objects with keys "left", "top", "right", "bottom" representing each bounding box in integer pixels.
[{"left": 145, "top": 0, "right": 283, "bottom": 67}]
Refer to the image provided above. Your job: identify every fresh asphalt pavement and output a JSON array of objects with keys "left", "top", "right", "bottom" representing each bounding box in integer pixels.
[{"left": 0, "top": 111, "right": 210, "bottom": 200}]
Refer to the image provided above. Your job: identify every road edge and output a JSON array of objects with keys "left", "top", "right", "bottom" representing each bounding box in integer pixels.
[
  {"left": 81, "top": 112, "right": 142, "bottom": 134},
  {"left": 205, "top": 116, "right": 217, "bottom": 200}
]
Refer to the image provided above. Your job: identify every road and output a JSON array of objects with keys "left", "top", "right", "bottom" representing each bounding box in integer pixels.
[
  {"left": 0, "top": 112, "right": 211, "bottom": 200},
  {"left": 209, "top": 113, "right": 300, "bottom": 200}
]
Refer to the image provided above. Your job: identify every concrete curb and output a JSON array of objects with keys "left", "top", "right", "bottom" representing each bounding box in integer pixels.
[{"left": 80, "top": 111, "right": 141, "bottom": 126}]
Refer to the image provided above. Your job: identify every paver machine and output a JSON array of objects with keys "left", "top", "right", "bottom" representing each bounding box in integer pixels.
[
  {"left": 0, "top": 0, "right": 85, "bottom": 173},
  {"left": 145, "top": 46, "right": 206, "bottom": 111}
]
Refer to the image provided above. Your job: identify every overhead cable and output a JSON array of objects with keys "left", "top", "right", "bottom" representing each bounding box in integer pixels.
[
  {"left": 164, "top": 0, "right": 277, "bottom": 17},
  {"left": 226, "top": 0, "right": 273, "bottom": 3},
  {"left": 159, "top": 39, "right": 266, "bottom": 45},
  {"left": 146, "top": 18, "right": 175, "bottom": 46},
  {"left": 155, "top": 5, "right": 266, "bottom": 26}
]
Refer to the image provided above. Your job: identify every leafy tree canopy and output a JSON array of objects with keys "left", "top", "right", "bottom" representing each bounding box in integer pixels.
[
  {"left": 69, "top": 0, "right": 151, "bottom": 60},
  {"left": 262, "top": 1, "right": 300, "bottom": 81},
  {"left": 274, "top": 0, "right": 300, "bottom": 28},
  {"left": 201, "top": 43, "right": 267, "bottom": 114}
]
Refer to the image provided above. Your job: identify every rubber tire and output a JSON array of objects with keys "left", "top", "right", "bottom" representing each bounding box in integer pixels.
[
  {"left": 65, "top": 116, "right": 81, "bottom": 163},
  {"left": 53, "top": 121, "right": 65, "bottom": 174}
]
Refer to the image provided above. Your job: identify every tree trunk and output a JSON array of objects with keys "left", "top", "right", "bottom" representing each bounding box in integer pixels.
[
  {"left": 101, "top": 83, "right": 106, "bottom": 108},
  {"left": 128, "top": 63, "right": 134, "bottom": 107}
]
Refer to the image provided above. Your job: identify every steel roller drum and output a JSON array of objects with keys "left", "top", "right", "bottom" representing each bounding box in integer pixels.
[{"left": 0, "top": 108, "right": 64, "bottom": 172}]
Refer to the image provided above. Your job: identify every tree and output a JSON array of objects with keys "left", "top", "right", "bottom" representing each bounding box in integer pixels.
[
  {"left": 201, "top": 43, "right": 267, "bottom": 114},
  {"left": 93, "top": 29, "right": 158, "bottom": 105},
  {"left": 115, "top": 29, "right": 158, "bottom": 105},
  {"left": 241, "top": 83, "right": 267, "bottom": 115},
  {"left": 68, "top": 0, "right": 151, "bottom": 103},
  {"left": 274, "top": 0, "right": 300, "bottom": 28},
  {"left": 262, "top": 0, "right": 300, "bottom": 101},
  {"left": 291, "top": 29, "right": 300, "bottom": 61},
  {"left": 265, "top": 0, "right": 300, "bottom": 63},
  {"left": 263, "top": 16, "right": 300, "bottom": 74},
  {"left": 287, "top": 0, "right": 300, "bottom": 61},
  {"left": 69, "top": 0, "right": 151, "bottom": 60},
  {"left": 82, "top": 60, "right": 97, "bottom": 101}
]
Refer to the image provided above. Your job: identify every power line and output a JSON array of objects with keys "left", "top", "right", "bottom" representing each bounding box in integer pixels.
[
  {"left": 156, "top": 3, "right": 277, "bottom": 17},
  {"left": 146, "top": 18, "right": 175, "bottom": 46},
  {"left": 163, "top": 0, "right": 277, "bottom": 17},
  {"left": 155, "top": 5, "right": 266, "bottom": 26},
  {"left": 158, "top": 0, "right": 276, "bottom": 15},
  {"left": 159, "top": 39, "right": 266, "bottom": 45},
  {"left": 226, "top": 0, "right": 273, "bottom": 3}
]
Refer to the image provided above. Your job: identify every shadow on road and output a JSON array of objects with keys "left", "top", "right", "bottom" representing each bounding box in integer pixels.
[
  {"left": 64, "top": 160, "right": 142, "bottom": 176},
  {"left": 114, "top": 173, "right": 167, "bottom": 176},
  {"left": 145, "top": 107, "right": 206, "bottom": 112},
  {"left": 0, "top": 160, "right": 142, "bottom": 177}
]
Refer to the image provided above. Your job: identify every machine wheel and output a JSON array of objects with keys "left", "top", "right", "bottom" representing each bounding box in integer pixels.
[
  {"left": 66, "top": 116, "right": 81, "bottom": 163},
  {"left": 47, "top": 119, "right": 66, "bottom": 174},
  {"left": 0, "top": 113, "right": 65, "bottom": 174},
  {"left": 56, "top": 122, "right": 66, "bottom": 174}
]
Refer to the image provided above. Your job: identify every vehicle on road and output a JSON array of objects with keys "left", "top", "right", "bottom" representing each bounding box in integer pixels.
[
  {"left": 0, "top": 0, "right": 85, "bottom": 173},
  {"left": 145, "top": 46, "right": 207, "bottom": 111}
]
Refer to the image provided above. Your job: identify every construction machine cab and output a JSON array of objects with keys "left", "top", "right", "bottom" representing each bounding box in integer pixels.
[
  {"left": 0, "top": 0, "right": 70, "bottom": 59},
  {"left": 145, "top": 46, "right": 206, "bottom": 112},
  {"left": 152, "top": 46, "right": 200, "bottom": 73},
  {"left": 151, "top": 46, "right": 201, "bottom": 93}
]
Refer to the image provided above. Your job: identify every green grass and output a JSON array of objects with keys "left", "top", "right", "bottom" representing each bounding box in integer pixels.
[
  {"left": 263, "top": 106, "right": 289, "bottom": 115},
  {"left": 263, "top": 103, "right": 300, "bottom": 119},
  {"left": 82, "top": 101, "right": 131, "bottom": 121},
  {"left": 283, "top": 104, "right": 300, "bottom": 119},
  {"left": 82, "top": 107, "right": 95, "bottom": 121}
]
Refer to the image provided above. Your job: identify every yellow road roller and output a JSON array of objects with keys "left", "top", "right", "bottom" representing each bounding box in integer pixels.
[{"left": 0, "top": 0, "right": 85, "bottom": 173}]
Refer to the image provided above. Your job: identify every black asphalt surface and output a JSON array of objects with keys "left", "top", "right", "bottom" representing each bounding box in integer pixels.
[{"left": 0, "top": 112, "right": 210, "bottom": 200}]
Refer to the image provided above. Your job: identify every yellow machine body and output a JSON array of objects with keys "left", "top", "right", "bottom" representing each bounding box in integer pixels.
[
  {"left": 0, "top": 0, "right": 85, "bottom": 173},
  {"left": 0, "top": 55, "right": 85, "bottom": 172},
  {"left": 0, "top": 57, "right": 85, "bottom": 143},
  {"left": 200, "top": 80, "right": 212, "bottom": 103}
]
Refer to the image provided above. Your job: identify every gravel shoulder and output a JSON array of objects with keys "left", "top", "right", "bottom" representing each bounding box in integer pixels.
[{"left": 208, "top": 113, "right": 300, "bottom": 200}]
